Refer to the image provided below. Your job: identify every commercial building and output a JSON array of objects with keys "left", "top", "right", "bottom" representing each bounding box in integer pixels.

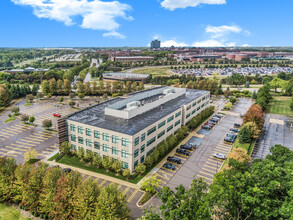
[
  {"left": 103, "top": 72, "right": 150, "bottom": 82},
  {"left": 151, "top": 39, "right": 161, "bottom": 49},
  {"left": 110, "top": 56, "right": 154, "bottom": 62},
  {"left": 6, "top": 67, "right": 49, "bottom": 73},
  {"left": 60, "top": 87, "right": 210, "bottom": 173}
]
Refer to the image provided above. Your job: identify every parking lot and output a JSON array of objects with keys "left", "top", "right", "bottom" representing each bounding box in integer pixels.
[
  {"left": 0, "top": 96, "right": 101, "bottom": 163},
  {"left": 152, "top": 98, "right": 253, "bottom": 191}
]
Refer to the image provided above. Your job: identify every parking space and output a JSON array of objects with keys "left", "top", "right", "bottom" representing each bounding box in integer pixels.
[{"left": 152, "top": 98, "right": 253, "bottom": 191}]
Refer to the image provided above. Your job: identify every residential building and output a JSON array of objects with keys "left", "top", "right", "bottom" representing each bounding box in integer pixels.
[{"left": 60, "top": 87, "right": 210, "bottom": 173}]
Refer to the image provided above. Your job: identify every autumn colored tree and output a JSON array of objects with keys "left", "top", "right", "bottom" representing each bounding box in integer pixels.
[
  {"left": 77, "top": 81, "right": 84, "bottom": 94},
  {"left": 84, "top": 81, "right": 91, "bottom": 95},
  {"left": 49, "top": 78, "right": 57, "bottom": 94},
  {"left": 57, "top": 79, "right": 63, "bottom": 94},
  {"left": 244, "top": 122, "right": 261, "bottom": 139},
  {"left": 243, "top": 104, "right": 264, "bottom": 130}
]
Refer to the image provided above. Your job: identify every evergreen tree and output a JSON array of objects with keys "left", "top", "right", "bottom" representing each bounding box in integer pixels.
[{"left": 239, "top": 126, "right": 251, "bottom": 144}]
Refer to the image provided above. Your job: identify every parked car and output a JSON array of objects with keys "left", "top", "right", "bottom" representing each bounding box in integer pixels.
[
  {"left": 226, "top": 133, "right": 237, "bottom": 140},
  {"left": 234, "top": 123, "right": 241, "bottom": 128},
  {"left": 230, "top": 128, "right": 240, "bottom": 133},
  {"left": 176, "top": 148, "right": 191, "bottom": 156},
  {"left": 163, "top": 163, "right": 175, "bottom": 170},
  {"left": 214, "top": 114, "right": 222, "bottom": 119},
  {"left": 212, "top": 117, "right": 220, "bottom": 122},
  {"left": 210, "top": 118, "right": 218, "bottom": 123},
  {"left": 210, "top": 100, "right": 213, "bottom": 103},
  {"left": 95, "top": 100, "right": 100, "bottom": 103},
  {"left": 213, "top": 153, "right": 226, "bottom": 160},
  {"left": 54, "top": 104, "right": 59, "bottom": 107},
  {"left": 202, "top": 125, "right": 212, "bottom": 130},
  {"left": 89, "top": 103, "right": 94, "bottom": 106},
  {"left": 167, "top": 156, "right": 182, "bottom": 164},
  {"left": 224, "top": 137, "right": 235, "bottom": 143},
  {"left": 53, "top": 113, "right": 61, "bottom": 117},
  {"left": 62, "top": 168, "right": 72, "bottom": 173},
  {"left": 240, "top": 113, "right": 244, "bottom": 118},
  {"left": 180, "top": 144, "right": 193, "bottom": 151},
  {"left": 208, "top": 120, "right": 217, "bottom": 125}
]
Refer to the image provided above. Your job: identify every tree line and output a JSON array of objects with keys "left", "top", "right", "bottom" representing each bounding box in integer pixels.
[{"left": 0, "top": 158, "right": 130, "bottom": 219}]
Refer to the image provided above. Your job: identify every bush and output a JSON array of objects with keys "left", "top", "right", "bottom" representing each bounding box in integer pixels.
[{"left": 20, "top": 114, "right": 29, "bottom": 122}]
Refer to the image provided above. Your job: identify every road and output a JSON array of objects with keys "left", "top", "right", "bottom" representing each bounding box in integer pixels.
[{"left": 251, "top": 113, "right": 293, "bottom": 160}]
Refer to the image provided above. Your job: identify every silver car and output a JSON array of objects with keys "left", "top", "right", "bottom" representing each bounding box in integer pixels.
[{"left": 213, "top": 153, "right": 226, "bottom": 160}]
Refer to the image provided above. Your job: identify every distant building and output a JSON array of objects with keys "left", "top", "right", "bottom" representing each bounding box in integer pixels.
[
  {"left": 103, "top": 72, "right": 150, "bottom": 82},
  {"left": 6, "top": 67, "right": 49, "bottom": 74},
  {"left": 151, "top": 39, "right": 161, "bottom": 49},
  {"left": 111, "top": 56, "right": 154, "bottom": 62}
]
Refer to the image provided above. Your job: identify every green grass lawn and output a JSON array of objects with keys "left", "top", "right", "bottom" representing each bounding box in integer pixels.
[
  {"left": 23, "top": 103, "right": 32, "bottom": 107},
  {"left": 4, "top": 117, "right": 16, "bottom": 123},
  {"left": 132, "top": 67, "right": 173, "bottom": 76},
  {"left": 0, "top": 203, "right": 31, "bottom": 220},
  {"left": 48, "top": 152, "right": 60, "bottom": 161},
  {"left": 267, "top": 95, "right": 293, "bottom": 117}
]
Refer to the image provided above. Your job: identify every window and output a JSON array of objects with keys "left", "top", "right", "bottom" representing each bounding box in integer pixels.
[
  {"left": 197, "top": 106, "right": 200, "bottom": 111},
  {"left": 103, "top": 133, "right": 109, "bottom": 141},
  {"left": 103, "top": 144, "right": 109, "bottom": 152},
  {"left": 175, "top": 120, "right": 181, "bottom": 126},
  {"left": 71, "top": 134, "right": 76, "bottom": 142},
  {"left": 134, "top": 160, "right": 138, "bottom": 169},
  {"left": 86, "top": 139, "right": 92, "bottom": 147},
  {"left": 70, "top": 124, "right": 76, "bottom": 132},
  {"left": 121, "top": 150, "right": 129, "bottom": 158},
  {"left": 187, "top": 105, "right": 191, "bottom": 110},
  {"left": 94, "top": 141, "right": 100, "bottom": 150},
  {"left": 122, "top": 138, "right": 129, "bottom": 147},
  {"left": 186, "top": 113, "right": 191, "bottom": 119},
  {"left": 78, "top": 126, "right": 83, "bottom": 134},
  {"left": 192, "top": 110, "right": 196, "bottom": 114},
  {"left": 202, "top": 97, "right": 206, "bottom": 101},
  {"left": 197, "top": 99, "right": 201, "bottom": 104},
  {"left": 175, "top": 111, "right": 181, "bottom": 118},
  {"left": 201, "top": 104, "right": 205, "bottom": 108},
  {"left": 78, "top": 137, "right": 83, "bottom": 144},
  {"left": 134, "top": 137, "right": 139, "bottom": 146},
  {"left": 147, "top": 137, "right": 156, "bottom": 147},
  {"left": 141, "top": 133, "right": 145, "bottom": 142},
  {"left": 140, "top": 156, "right": 145, "bottom": 163},
  {"left": 134, "top": 149, "right": 139, "bottom": 158},
  {"left": 157, "top": 130, "right": 165, "bottom": 139},
  {"left": 71, "top": 144, "right": 76, "bottom": 151},
  {"left": 147, "top": 126, "right": 156, "bottom": 136},
  {"left": 122, "top": 162, "right": 128, "bottom": 169},
  {"left": 112, "top": 147, "right": 119, "bottom": 155},
  {"left": 167, "top": 116, "right": 174, "bottom": 123},
  {"left": 141, "top": 144, "right": 145, "bottom": 153},
  {"left": 158, "top": 121, "right": 166, "bottom": 129},
  {"left": 192, "top": 102, "right": 197, "bottom": 107},
  {"left": 167, "top": 125, "right": 173, "bottom": 132},
  {"left": 147, "top": 149, "right": 154, "bottom": 156},
  {"left": 112, "top": 135, "right": 119, "bottom": 144},
  {"left": 85, "top": 128, "right": 91, "bottom": 136},
  {"left": 94, "top": 131, "right": 100, "bottom": 139}
]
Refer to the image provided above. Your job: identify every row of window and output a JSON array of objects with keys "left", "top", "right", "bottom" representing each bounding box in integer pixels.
[{"left": 70, "top": 125, "right": 130, "bottom": 147}]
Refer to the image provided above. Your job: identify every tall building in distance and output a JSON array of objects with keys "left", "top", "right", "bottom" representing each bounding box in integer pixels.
[{"left": 151, "top": 39, "right": 161, "bottom": 49}]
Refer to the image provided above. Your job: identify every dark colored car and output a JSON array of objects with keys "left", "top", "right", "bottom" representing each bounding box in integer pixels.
[
  {"left": 234, "top": 123, "right": 241, "bottom": 128},
  {"left": 214, "top": 114, "right": 222, "bottom": 119},
  {"left": 230, "top": 128, "right": 240, "bottom": 133},
  {"left": 167, "top": 156, "right": 182, "bottom": 164},
  {"left": 163, "top": 163, "right": 175, "bottom": 170},
  {"left": 210, "top": 119, "right": 218, "bottom": 124},
  {"left": 212, "top": 117, "right": 220, "bottom": 122},
  {"left": 62, "top": 168, "right": 72, "bottom": 173},
  {"left": 227, "top": 133, "right": 237, "bottom": 140},
  {"left": 176, "top": 148, "right": 191, "bottom": 156},
  {"left": 204, "top": 122, "right": 214, "bottom": 127},
  {"left": 180, "top": 144, "right": 193, "bottom": 151},
  {"left": 208, "top": 120, "right": 217, "bottom": 125},
  {"left": 224, "top": 137, "right": 235, "bottom": 143},
  {"left": 202, "top": 125, "right": 212, "bottom": 130}
]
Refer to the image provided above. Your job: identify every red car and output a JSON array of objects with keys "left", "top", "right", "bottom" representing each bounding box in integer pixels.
[{"left": 53, "top": 113, "right": 61, "bottom": 117}]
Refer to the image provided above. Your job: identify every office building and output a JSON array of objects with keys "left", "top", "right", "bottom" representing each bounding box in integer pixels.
[
  {"left": 60, "top": 87, "right": 210, "bottom": 173},
  {"left": 151, "top": 39, "right": 161, "bottom": 49}
]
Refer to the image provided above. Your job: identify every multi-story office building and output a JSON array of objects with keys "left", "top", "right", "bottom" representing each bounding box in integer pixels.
[
  {"left": 151, "top": 39, "right": 161, "bottom": 49},
  {"left": 62, "top": 87, "right": 209, "bottom": 173}
]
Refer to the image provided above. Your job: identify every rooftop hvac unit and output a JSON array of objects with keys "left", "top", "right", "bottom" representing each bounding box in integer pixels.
[
  {"left": 126, "top": 101, "right": 140, "bottom": 108},
  {"left": 163, "top": 88, "right": 174, "bottom": 95}
]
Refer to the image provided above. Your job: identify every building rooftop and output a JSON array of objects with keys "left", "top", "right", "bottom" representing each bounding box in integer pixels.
[
  {"left": 67, "top": 87, "right": 209, "bottom": 136},
  {"left": 103, "top": 72, "right": 150, "bottom": 79}
]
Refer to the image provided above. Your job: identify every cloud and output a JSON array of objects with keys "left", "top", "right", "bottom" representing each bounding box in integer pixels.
[
  {"left": 205, "top": 25, "right": 242, "bottom": 38},
  {"left": 161, "top": 40, "right": 187, "bottom": 47},
  {"left": 103, "top": 31, "right": 126, "bottom": 39},
  {"left": 161, "top": 0, "right": 226, "bottom": 11},
  {"left": 241, "top": 44, "right": 251, "bottom": 47},
  {"left": 192, "top": 39, "right": 236, "bottom": 47},
  {"left": 11, "top": 0, "right": 132, "bottom": 37}
]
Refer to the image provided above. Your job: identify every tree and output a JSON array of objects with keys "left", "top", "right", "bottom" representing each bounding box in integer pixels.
[
  {"left": 59, "top": 96, "right": 64, "bottom": 103},
  {"left": 224, "top": 102, "right": 232, "bottom": 110},
  {"left": 49, "top": 78, "right": 57, "bottom": 94},
  {"left": 112, "top": 160, "right": 122, "bottom": 174},
  {"left": 63, "top": 79, "right": 71, "bottom": 95},
  {"left": 102, "top": 93, "right": 108, "bottom": 100},
  {"left": 270, "top": 77, "right": 285, "bottom": 92},
  {"left": 77, "top": 147, "right": 85, "bottom": 160},
  {"left": 26, "top": 94, "right": 34, "bottom": 103},
  {"left": 244, "top": 122, "right": 261, "bottom": 139},
  {"left": 42, "top": 119, "right": 52, "bottom": 129},
  {"left": 37, "top": 92, "right": 44, "bottom": 99},
  {"left": 84, "top": 82, "right": 91, "bottom": 95},
  {"left": 78, "top": 93, "right": 85, "bottom": 99},
  {"left": 141, "top": 176, "right": 161, "bottom": 194},
  {"left": 122, "top": 169, "right": 130, "bottom": 180},
  {"left": 20, "top": 114, "right": 29, "bottom": 123},
  {"left": 224, "top": 87, "right": 231, "bottom": 98},
  {"left": 57, "top": 79, "right": 63, "bottom": 94},
  {"left": 0, "top": 84, "right": 11, "bottom": 107},
  {"left": 77, "top": 81, "right": 84, "bottom": 94},
  {"left": 102, "top": 156, "right": 113, "bottom": 171},
  {"left": 41, "top": 80, "right": 50, "bottom": 95},
  {"left": 31, "top": 84, "right": 39, "bottom": 96},
  {"left": 69, "top": 100, "right": 76, "bottom": 107},
  {"left": 24, "top": 148, "right": 38, "bottom": 162},
  {"left": 95, "top": 183, "right": 130, "bottom": 219},
  {"left": 10, "top": 106, "right": 20, "bottom": 115},
  {"left": 69, "top": 92, "right": 76, "bottom": 99},
  {"left": 135, "top": 163, "right": 146, "bottom": 175},
  {"left": 243, "top": 104, "right": 265, "bottom": 130},
  {"left": 229, "top": 73, "right": 245, "bottom": 87},
  {"left": 239, "top": 126, "right": 251, "bottom": 144},
  {"left": 29, "top": 116, "right": 35, "bottom": 124},
  {"left": 252, "top": 90, "right": 257, "bottom": 99},
  {"left": 92, "top": 154, "right": 102, "bottom": 168},
  {"left": 60, "top": 141, "right": 71, "bottom": 155}
]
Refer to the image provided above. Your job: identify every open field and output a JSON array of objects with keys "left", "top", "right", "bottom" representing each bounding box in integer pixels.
[
  {"left": 0, "top": 203, "right": 31, "bottom": 220},
  {"left": 132, "top": 67, "right": 173, "bottom": 76},
  {"left": 267, "top": 95, "right": 293, "bottom": 117}
]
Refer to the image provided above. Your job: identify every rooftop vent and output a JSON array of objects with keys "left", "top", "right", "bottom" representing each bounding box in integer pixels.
[
  {"left": 163, "top": 88, "right": 174, "bottom": 95},
  {"left": 126, "top": 101, "right": 140, "bottom": 108}
]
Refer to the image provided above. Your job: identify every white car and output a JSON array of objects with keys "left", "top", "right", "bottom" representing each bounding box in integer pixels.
[{"left": 213, "top": 153, "right": 226, "bottom": 160}]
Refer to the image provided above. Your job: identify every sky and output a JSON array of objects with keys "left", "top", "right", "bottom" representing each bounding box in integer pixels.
[{"left": 0, "top": 0, "right": 292, "bottom": 47}]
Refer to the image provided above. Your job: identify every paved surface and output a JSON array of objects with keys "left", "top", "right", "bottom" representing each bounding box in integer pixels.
[
  {"left": 0, "top": 96, "right": 101, "bottom": 163},
  {"left": 251, "top": 113, "right": 293, "bottom": 160}
]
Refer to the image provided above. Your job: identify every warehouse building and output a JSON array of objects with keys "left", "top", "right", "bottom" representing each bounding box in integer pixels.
[{"left": 61, "top": 87, "right": 210, "bottom": 173}]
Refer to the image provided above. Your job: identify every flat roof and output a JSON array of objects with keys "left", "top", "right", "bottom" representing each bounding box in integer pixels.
[
  {"left": 103, "top": 72, "right": 149, "bottom": 79},
  {"left": 67, "top": 88, "right": 209, "bottom": 136}
]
